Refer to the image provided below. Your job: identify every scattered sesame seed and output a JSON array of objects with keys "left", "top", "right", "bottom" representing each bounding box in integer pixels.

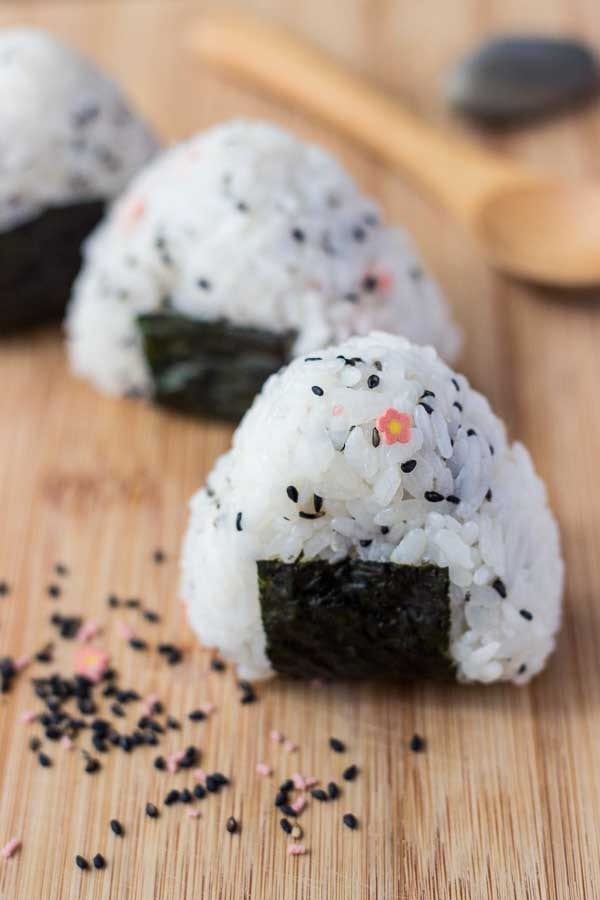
[
  {"left": 84, "top": 757, "right": 101, "bottom": 774},
  {"left": 352, "top": 225, "right": 366, "bottom": 242},
  {"left": 380, "top": 526, "right": 389, "bottom": 535},
  {"left": 193, "top": 784, "right": 206, "bottom": 800},
  {"left": 359, "top": 539, "right": 372, "bottom": 548},
  {"left": 188, "top": 709, "right": 206, "bottom": 722},
  {"left": 519, "top": 609, "right": 533, "bottom": 621},
  {"left": 38, "top": 752, "right": 51, "bottom": 767},
  {"left": 328, "top": 782, "right": 340, "bottom": 799},
  {"left": 421, "top": 390, "right": 435, "bottom": 399},
  {"left": 54, "top": 563, "right": 69, "bottom": 577},
  {"left": 197, "top": 278, "right": 212, "bottom": 290},
  {"left": 486, "top": 489, "right": 493, "bottom": 502},
  {"left": 75, "top": 855, "right": 88, "bottom": 870},
  {"left": 446, "top": 495, "right": 460, "bottom": 505},
  {"left": 313, "top": 494, "right": 323, "bottom": 513},
  {"left": 419, "top": 402, "right": 433, "bottom": 415},
  {"left": 518, "top": 664, "right": 527, "bottom": 675},
  {"left": 367, "top": 374, "right": 380, "bottom": 389},
  {"left": 311, "top": 385, "right": 324, "bottom": 397},
  {"left": 125, "top": 598, "right": 140, "bottom": 608},
  {"left": 362, "top": 275, "right": 377, "bottom": 292},
  {"left": 410, "top": 734, "right": 426, "bottom": 753},
  {"left": 424, "top": 491, "right": 444, "bottom": 503},
  {"left": 47, "top": 584, "right": 61, "bottom": 599},
  {"left": 291, "top": 227, "right": 305, "bottom": 242},
  {"left": 286, "top": 485, "right": 299, "bottom": 503},
  {"left": 280, "top": 818, "right": 292, "bottom": 835},
  {"left": 372, "top": 427, "right": 380, "bottom": 448},
  {"left": 492, "top": 578, "right": 507, "bottom": 598},
  {"left": 226, "top": 816, "right": 238, "bottom": 834},
  {"left": 343, "top": 765, "right": 359, "bottom": 781},
  {"left": 143, "top": 610, "right": 160, "bottom": 623},
  {"left": 236, "top": 512, "right": 243, "bottom": 532},
  {"left": 453, "top": 402, "right": 463, "bottom": 412},
  {"left": 164, "top": 789, "right": 180, "bottom": 806},
  {"left": 210, "top": 658, "right": 225, "bottom": 672},
  {"left": 329, "top": 737, "right": 346, "bottom": 753},
  {"left": 93, "top": 853, "right": 106, "bottom": 870},
  {"left": 467, "top": 428, "right": 477, "bottom": 437},
  {"left": 106, "top": 595, "right": 119, "bottom": 608},
  {"left": 0, "top": 581, "right": 9, "bottom": 596},
  {"left": 452, "top": 378, "right": 460, "bottom": 391},
  {"left": 311, "top": 789, "right": 328, "bottom": 801},
  {"left": 110, "top": 819, "right": 123, "bottom": 837},
  {"left": 343, "top": 813, "right": 358, "bottom": 830},
  {"left": 401, "top": 460, "right": 417, "bottom": 473},
  {"left": 304, "top": 357, "right": 322, "bottom": 362}
]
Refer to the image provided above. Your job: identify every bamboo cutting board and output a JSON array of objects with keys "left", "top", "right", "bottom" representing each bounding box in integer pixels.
[{"left": 1, "top": 1, "right": 600, "bottom": 898}]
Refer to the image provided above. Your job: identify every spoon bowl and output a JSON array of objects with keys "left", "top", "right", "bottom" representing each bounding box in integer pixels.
[{"left": 189, "top": 11, "right": 600, "bottom": 289}]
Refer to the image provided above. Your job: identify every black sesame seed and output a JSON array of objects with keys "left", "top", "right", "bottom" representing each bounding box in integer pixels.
[
  {"left": 291, "top": 227, "right": 305, "bottom": 242},
  {"left": 367, "top": 374, "right": 380, "bottom": 389},
  {"left": 329, "top": 737, "right": 346, "bottom": 753},
  {"left": 298, "top": 511, "right": 322, "bottom": 520},
  {"left": 47, "top": 584, "right": 61, "bottom": 598},
  {"left": 467, "top": 429, "right": 477, "bottom": 437},
  {"left": 401, "top": 460, "right": 417, "bottom": 473},
  {"left": 75, "top": 855, "right": 89, "bottom": 870},
  {"left": 180, "top": 789, "right": 193, "bottom": 804},
  {"left": 111, "top": 703, "right": 125, "bottom": 718},
  {"left": 410, "top": 734, "right": 426, "bottom": 753},
  {"left": 106, "top": 595, "right": 119, "bottom": 608},
  {"left": 352, "top": 225, "right": 367, "bottom": 242},
  {"left": 226, "top": 816, "right": 238, "bottom": 834},
  {"left": 188, "top": 709, "right": 206, "bottom": 722},
  {"left": 343, "top": 764, "right": 359, "bottom": 781},
  {"left": 236, "top": 201, "right": 249, "bottom": 213},
  {"left": 236, "top": 512, "right": 243, "bottom": 532},
  {"left": 304, "top": 357, "right": 322, "bottom": 362},
  {"left": 125, "top": 598, "right": 140, "bottom": 608},
  {"left": 372, "top": 427, "right": 381, "bottom": 448},
  {"left": 446, "top": 495, "right": 460, "bottom": 505},
  {"left": 452, "top": 378, "right": 460, "bottom": 391},
  {"left": 38, "top": 752, "right": 51, "bottom": 767},
  {"left": 518, "top": 664, "right": 527, "bottom": 675},
  {"left": 92, "top": 853, "right": 105, "bottom": 870},
  {"left": 421, "top": 390, "right": 436, "bottom": 399},
  {"left": 419, "top": 402, "right": 434, "bottom": 415},
  {"left": 164, "top": 790, "right": 180, "bottom": 806},
  {"left": 492, "top": 578, "right": 507, "bottom": 599},
  {"left": 486, "top": 489, "right": 493, "bottom": 502},
  {"left": 210, "top": 658, "right": 225, "bottom": 672},
  {"left": 453, "top": 402, "right": 463, "bottom": 412},
  {"left": 143, "top": 610, "right": 160, "bottom": 623},
  {"left": 275, "top": 790, "right": 288, "bottom": 808},
  {"left": 280, "top": 804, "right": 297, "bottom": 817},
  {"left": 519, "top": 609, "right": 533, "bottom": 621},
  {"left": 197, "top": 278, "right": 212, "bottom": 290},
  {"left": 166, "top": 716, "right": 180, "bottom": 729},
  {"left": 0, "top": 581, "right": 10, "bottom": 596},
  {"left": 344, "top": 292, "right": 359, "bottom": 303},
  {"left": 54, "top": 563, "right": 68, "bottom": 577},
  {"left": 129, "top": 637, "right": 147, "bottom": 651},
  {"left": 280, "top": 818, "right": 293, "bottom": 835},
  {"left": 328, "top": 782, "right": 340, "bottom": 799},
  {"left": 424, "top": 491, "right": 444, "bottom": 503},
  {"left": 359, "top": 539, "right": 372, "bottom": 548},
  {"left": 380, "top": 526, "right": 389, "bottom": 536},
  {"left": 279, "top": 779, "right": 294, "bottom": 793},
  {"left": 311, "top": 788, "right": 328, "bottom": 802},
  {"left": 205, "top": 776, "right": 219, "bottom": 793},
  {"left": 343, "top": 813, "right": 358, "bottom": 830},
  {"left": 286, "top": 485, "right": 299, "bottom": 503},
  {"left": 362, "top": 275, "right": 378, "bottom": 292},
  {"left": 85, "top": 757, "right": 101, "bottom": 774},
  {"left": 145, "top": 802, "right": 159, "bottom": 819},
  {"left": 311, "top": 385, "right": 324, "bottom": 397},
  {"left": 29, "top": 736, "right": 41, "bottom": 752},
  {"left": 314, "top": 494, "right": 323, "bottom": 513},
  {"left": 110, "top": 819, "right": 123, "bottom": 836}
]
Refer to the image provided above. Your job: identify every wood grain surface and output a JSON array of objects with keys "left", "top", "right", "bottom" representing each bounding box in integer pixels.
[{"left": 0, "top": 1, "right": 599, "bottom": 898}]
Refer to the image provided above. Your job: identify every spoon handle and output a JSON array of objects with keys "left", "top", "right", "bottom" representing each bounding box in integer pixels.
[{"left": 188, "top": 11, "right": 529, "bottom": 220}]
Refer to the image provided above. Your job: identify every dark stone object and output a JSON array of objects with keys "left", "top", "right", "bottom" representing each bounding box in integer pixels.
[
  {"left": 446, "top": 35, "right": 600, "bottom": 124},
  {"left": 137, "top": 312, "right": 296, "bottom": 422},
  {"left": 258, "top": 558, "right": 454, "bottom": 681},
  {"left": 0, "top": 199, "right": 105, "bottom": 332}
]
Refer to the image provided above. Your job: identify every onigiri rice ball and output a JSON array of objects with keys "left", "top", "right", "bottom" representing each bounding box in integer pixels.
[
  {"left": 0, "top": 28, "right": 158, "bottom": 330},
  {"left": 182, "top": 331, "right": 563, "bottom": 684},
  {"left": 66, "top": 119, "right": 461, "bottom": 420}
]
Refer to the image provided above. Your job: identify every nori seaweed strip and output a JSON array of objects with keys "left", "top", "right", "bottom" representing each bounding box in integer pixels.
[
  {"left": 258, "top": 559, "right": 454, "bottom": 680},
  {"left": 0, "top": 200, "right": 104, "bottom": 332},
  {"left": 137, "top": 313, "right": 296, "bottom": 422}
]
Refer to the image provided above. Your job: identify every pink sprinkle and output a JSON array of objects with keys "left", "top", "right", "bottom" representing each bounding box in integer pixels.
[
  {"left": 304, "top": 776, "right": 319, "bottom": 788},
  {"left": 167, "top": 751, "right": 185, "bottom": 774},
  {"left": 193, "top": 768, "right": 207, "bottom": 783},
  {"left": 77, "top": 620, "right": 100, "bottom": 643},
  {"left": 332, "top": 404, "right": 344, "bottom": 417},
  {"left": 14, "top": 655, "right": 30, "bottom": 672},
  {"left": 256, "top": 763, "right": 272, "bottom": 777},
  {"left": 200, "top": 702, "right": 215, "bottom": 716},
  {"left": 1, "top": 838, "right": 20, "bottom": 860},
  {"left": 73, "top": 646, "right": 110, "bottom": 683},
  {"left": 116, "top": 621, "right": 134, "bottom": 641},
  {"left": 291, "top": 794, "right": 307, "bottom": 814},
  {"left": 291, "top": 773, "right": 305, "bottom": 790},
  {"left": 186, "top": 808, "right": 201, "bottom": 818},
  {"left": 120, "top": 196, "right": 146, "bottom": 230},
  {"left": 376, "top": 268, "right": 394, "bottom": 293},
  {"left": 284, "top": 740, "right": 298, "bottom": 753},
  {"left": 270, "top": 730, "right": 283, "bottom": 743},
  {"left": 60, "top": 735, "right": 74, "bottom": 750},
  {"left": 142, "top": 693, "right": 160, "bottom": 716},
  {"left": 19, "top": 710, "right": 36, "bottom": 724},
  {"left": 287, "top": 844, "right": 306, "bottom": 857}
]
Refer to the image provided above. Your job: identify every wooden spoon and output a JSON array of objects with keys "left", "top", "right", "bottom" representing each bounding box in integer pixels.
[{"left": 187, "top": 10, "right": 600, "bottom": 289}]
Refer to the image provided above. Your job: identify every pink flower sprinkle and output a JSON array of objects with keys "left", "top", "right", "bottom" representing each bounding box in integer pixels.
[
  {"left": 142, "top": 694, "right": 160, "bottom": 716},
  {"left": 186, "top": 808, "right": 201, "bottom": 818},
  {"left": 193, "top": 768, "right": 207, "bottom": 783},
  {"left": 376, "top": 268, "right": 394, "bottom": 293},
  {"left": 283, "top": 740, "right": 298, "bottom": 753},
  {"left": 14, "top": 655, "right": 30, "bottom": 672},
  {"left": 73, "top": 646, "right": 110, "bottom": 683},
  {"left": 1, "top": 838, "right": 20, "bottom": 860},
  {"left": 332, "top": 404, "right": 344, "bottom": 417},
  {"left": 116, "top": 620, "right": 134, "bottom": 641},
  {"left": 200, "top": 702, "right": 215, "bottom": 716},
  {"left": 287, "top": 844, "right": 306, "bottom": 857},
  {"left": 291, "top": 773, "right": 305, "bottom": 790},
  {"left": 60, "top": 735, "right": 74, "bottom": 750},
  {"left": 120, "top": 196, "right": 145, "bottom": 230},
  {"left": 256, "top": 763, "right": 272, "bottom": 777},
  {"left": 304, "top": 776, "right": 319, "bottom": 788},
  {"left": 376, "top": 408, "right": 412, "bottom": 445},
  {"left": 77, "top": 620, "right": 100, "bottom": 643},
  {"left": 291, "top": 794, "right": 307, "bottom": 814},
  {"left": 270, "top": 730, "right": 283, "bottom": 743},
  {"left": 167, "top": 751, "right": 185, "bottom": 774},
  {"left": 19, "top": 710, "right": 36, "bottom": 724}
]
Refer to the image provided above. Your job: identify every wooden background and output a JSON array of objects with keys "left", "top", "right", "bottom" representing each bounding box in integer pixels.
[{"left": 1, "top": 1, "right": 599, "bottom": 897}]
